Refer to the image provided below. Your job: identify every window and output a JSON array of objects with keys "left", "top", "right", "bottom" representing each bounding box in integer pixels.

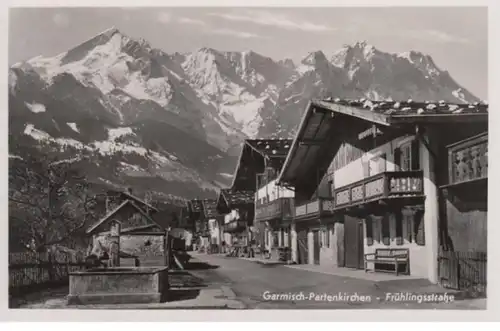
[
  {"left": 366, "top": 220, "right": 374, "bottom": 246},
  {"left": 403, "top": 213, "right": 413, "bottom": 243},
  {"left": 328, "top": 179, "right": 335, "bottom": 197},
  {"left": 372, "top": 217, "right": 381, "bottom": 243},
  {"left": 414, "top": 211, "right": 425, "bottom": 246},
  {"left": 381, "top": 215, "right": 390, "bottom": 245},
  {"left": 395, "top": 140, "right": 420, "bottom": 171},
  {"left": 395, "top": 211, "right": 403, "bottom": 245}
]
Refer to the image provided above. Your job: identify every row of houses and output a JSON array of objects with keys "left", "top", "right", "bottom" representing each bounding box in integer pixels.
[{"left": 186, "top": 98, "right": 488, "bottom": 289}]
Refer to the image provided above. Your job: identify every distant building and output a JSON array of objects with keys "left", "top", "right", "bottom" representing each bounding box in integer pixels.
[{"left": 216, "top": 189, "right": 254, "bottom": 248}]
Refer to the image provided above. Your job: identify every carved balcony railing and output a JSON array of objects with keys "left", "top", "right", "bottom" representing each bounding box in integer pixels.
[
  {"left": 255, "top": 197, "right": 294, "bottom": 222},
  {"left": 447, "top": 132, "right": 488, "bottom": 186},
  {"left": 333, "top": 171, "right": 424, "bottom": 209},
  {"left": 223, "top": 220, "right": 247, "bottom": 233},
  {"left": 294, "top": 197, "right": 335, "bottom": 220}
]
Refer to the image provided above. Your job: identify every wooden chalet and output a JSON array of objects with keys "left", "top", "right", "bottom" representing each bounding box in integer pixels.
[
  {"left": 217, "top": 139, "right": 293, "bottom": 247},
  {"left": 201, "top": 199, "right": 223, "bottom": 250},
  {"left": 277, "top": 98, "right": 487, "bottom": 287},
  {"left": 251, "top": 139, "right": 295, "bottom": 258},
  {"left": 186, "top": 198, "right": 223, "bottom": 251},
  {"left": 187, "top": 199, "right": 209, "bottom": 239},
  {"left": 216, "top": 189, "right": 255, "bottom": 247}
]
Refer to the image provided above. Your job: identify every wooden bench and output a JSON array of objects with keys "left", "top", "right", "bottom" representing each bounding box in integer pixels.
[{"left": 364, "top": 248, "right": 409, "bottom": 275}]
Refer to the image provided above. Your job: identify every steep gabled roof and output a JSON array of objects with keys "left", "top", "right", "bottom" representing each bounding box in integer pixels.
[
  {"left": 106, "top": 189, "right": 159, "bottom": 213},
  {"left": 229, "top": 139, "right": 293, "bottom": 191},
  {"left": 216, "top": 189, "right": 254, "bottom": 213},
  {"left": 86, "top": 200, "right": 162, "bottom": 235},
  {"left": 120, "top": 191, "right": 159, "bottom": 213},
  {"left": 246, "top": 139, "right": 293, "bottom": 158}
]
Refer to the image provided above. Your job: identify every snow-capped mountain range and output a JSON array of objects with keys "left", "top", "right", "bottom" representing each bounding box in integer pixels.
[{"left": 8, "top": 28, "right": 481, "bottom": 203}]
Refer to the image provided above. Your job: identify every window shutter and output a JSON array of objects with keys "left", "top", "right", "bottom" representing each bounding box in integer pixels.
[
  {"left": 411, "top": 139, "right": 421, "bottom": 170},
  {"left": 404, "top": 213, "right": 413, "bottom": 243},
  {"left": 318, "top": 177, "right": 330, "bottom": 197},
  {"left": 381, "top": 215, "right": 390, "bottom": 245},
  {"left": 373, "top": 218, "right": 381, "bottom": 243},
  {"left": 366, "top": 219, "right": 374, "bottom": 246},
  {"left": 415, "top": 211, "right": 425, "bottom": 245},
  {"left": 395, "top": 211, "right": 403, "bottom": 245},
  {"left": 362, "top": 160, "right": 370, "bottom": 177}
]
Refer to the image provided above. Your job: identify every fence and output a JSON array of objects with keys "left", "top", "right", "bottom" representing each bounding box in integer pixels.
[
  {"left": 9, "top": 250, "right": 86, "bottom": 296},
  {"left": 438, "top": 249, "right": 487, "bottom": 292}
]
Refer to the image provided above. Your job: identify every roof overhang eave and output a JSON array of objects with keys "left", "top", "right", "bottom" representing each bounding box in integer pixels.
[{"left": 276, "top": 100, "right": 314, "bottom": 186}]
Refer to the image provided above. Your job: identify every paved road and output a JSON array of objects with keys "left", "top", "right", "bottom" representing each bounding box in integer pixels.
[{"left": 188, "top": 253, "right": 486, "bottom": 310}]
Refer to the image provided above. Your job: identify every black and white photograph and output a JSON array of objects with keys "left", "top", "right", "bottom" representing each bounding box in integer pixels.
[{"left": 4, "top": 2, "right": 492, "bottom": 318}]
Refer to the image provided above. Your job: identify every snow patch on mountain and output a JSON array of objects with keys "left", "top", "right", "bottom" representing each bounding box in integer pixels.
[
  {"left": 24, "top": 123, "right": 51, "bottom": 140},
  {"left": 67, "top": 122, "right": 79, "bottom": 132},
  {"left": 452, "top": 88, "right": 468, "bottom": 103},
  {"left": 25, "top": 102, "right": 46, "bottom": 113},
  {"left": 120, "top": 161, "right": 145, "bottom": 172},
  {"left": 107, "top": 127, "right": 135, "bottom": 141}
]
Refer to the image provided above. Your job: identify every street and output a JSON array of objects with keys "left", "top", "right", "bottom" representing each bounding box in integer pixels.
[{"left": 187, "top": 253, "right": 486, "bottom": 310}]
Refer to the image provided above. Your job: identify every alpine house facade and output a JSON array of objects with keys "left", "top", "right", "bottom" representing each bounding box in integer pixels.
[{"left": 277, "top": 98, "right": 488, "bottom": 284}]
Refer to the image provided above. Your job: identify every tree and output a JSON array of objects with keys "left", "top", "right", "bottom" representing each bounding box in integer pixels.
[{"left": 9, "top": 150, "right": 98, "bottom": 252}]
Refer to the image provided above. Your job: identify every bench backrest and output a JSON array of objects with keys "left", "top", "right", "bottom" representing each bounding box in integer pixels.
[{"left": 375, "top": 248, "right": 409, "bottom": 257}]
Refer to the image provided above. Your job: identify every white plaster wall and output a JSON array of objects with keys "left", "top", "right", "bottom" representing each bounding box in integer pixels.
[
  {"left": 307, "top": 230, "right": 314, "bottom": 264},
  {"left": 329, "top": 133, "right": 435, "bottom": 279},
  {"left": 319, "top": 228, "right": 336, "bottom": 267},
  {"left": 208, "top": 219, "right": 221, "bottom": 245},
  {"left": 256, "top": 179, "right": 294, "bottom": 203},
  {"left": 421, "top": 133, "right": 439, "bottom": 283},
  {"left": 291, "top": 224, "right": 298, "bottom": 263},
  {"left": 224, "top": 210, "right": 240, "bottom": 223},
  {"left": 333, "top": 135, "right": 415, "bottom": 188},
  {"left": 363, "top": 214, "right": 429, "bottom": 278}
]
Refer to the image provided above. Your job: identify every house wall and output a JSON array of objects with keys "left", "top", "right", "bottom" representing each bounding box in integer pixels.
[
  {"left": 324, "top": 131, "right": 439, "bottom": 280},
  {"left": 209, "top": 219, "right": 221, "bottom": 245},
  {"left": 256, "top": 179, "right": 294, "bottom": 203},
  {"left": 362, "top": 212, "right": 428, "bottom": 278},
  {"left": 318, "top": 226, "right": 336, "bottom": 267},
  {"left": 331, "top": 135, "right": 416, "bottom": 188}
]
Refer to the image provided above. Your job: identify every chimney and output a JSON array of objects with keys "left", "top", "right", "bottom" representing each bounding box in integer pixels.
[{"left": 127, "top": 187, "right": 133, "bottom": 195}]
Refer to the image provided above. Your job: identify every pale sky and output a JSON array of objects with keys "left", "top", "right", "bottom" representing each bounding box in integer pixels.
[{"left": 9, "top": 7, "right": 488, "bottom": 99}]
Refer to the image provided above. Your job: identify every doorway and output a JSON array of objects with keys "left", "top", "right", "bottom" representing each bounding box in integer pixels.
[
  {"left": 297, "top": 229, "right": 308, "bottom": 264},
  {"left": 313, "top": 230, "right": 320, "bottom": 264},
  {"left": 344, "top": 215, "right": 364, "bottom": 269}
]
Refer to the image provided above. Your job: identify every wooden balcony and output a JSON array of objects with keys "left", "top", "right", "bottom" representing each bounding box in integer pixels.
[
  {"left": 255, "top": 197, "right": 294, "bottom": 222},
  {"left": 447, "top": 132, "right": 488, "bottom": 187},
  {"left": 294, "top": 197, "right": 335, "bottom": 221},
  {"left": 223, "top": 220, "right": 247, "bottom": 233},
  {"left": 333, "top": 171, "right": 424, "bottom": 210}
]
